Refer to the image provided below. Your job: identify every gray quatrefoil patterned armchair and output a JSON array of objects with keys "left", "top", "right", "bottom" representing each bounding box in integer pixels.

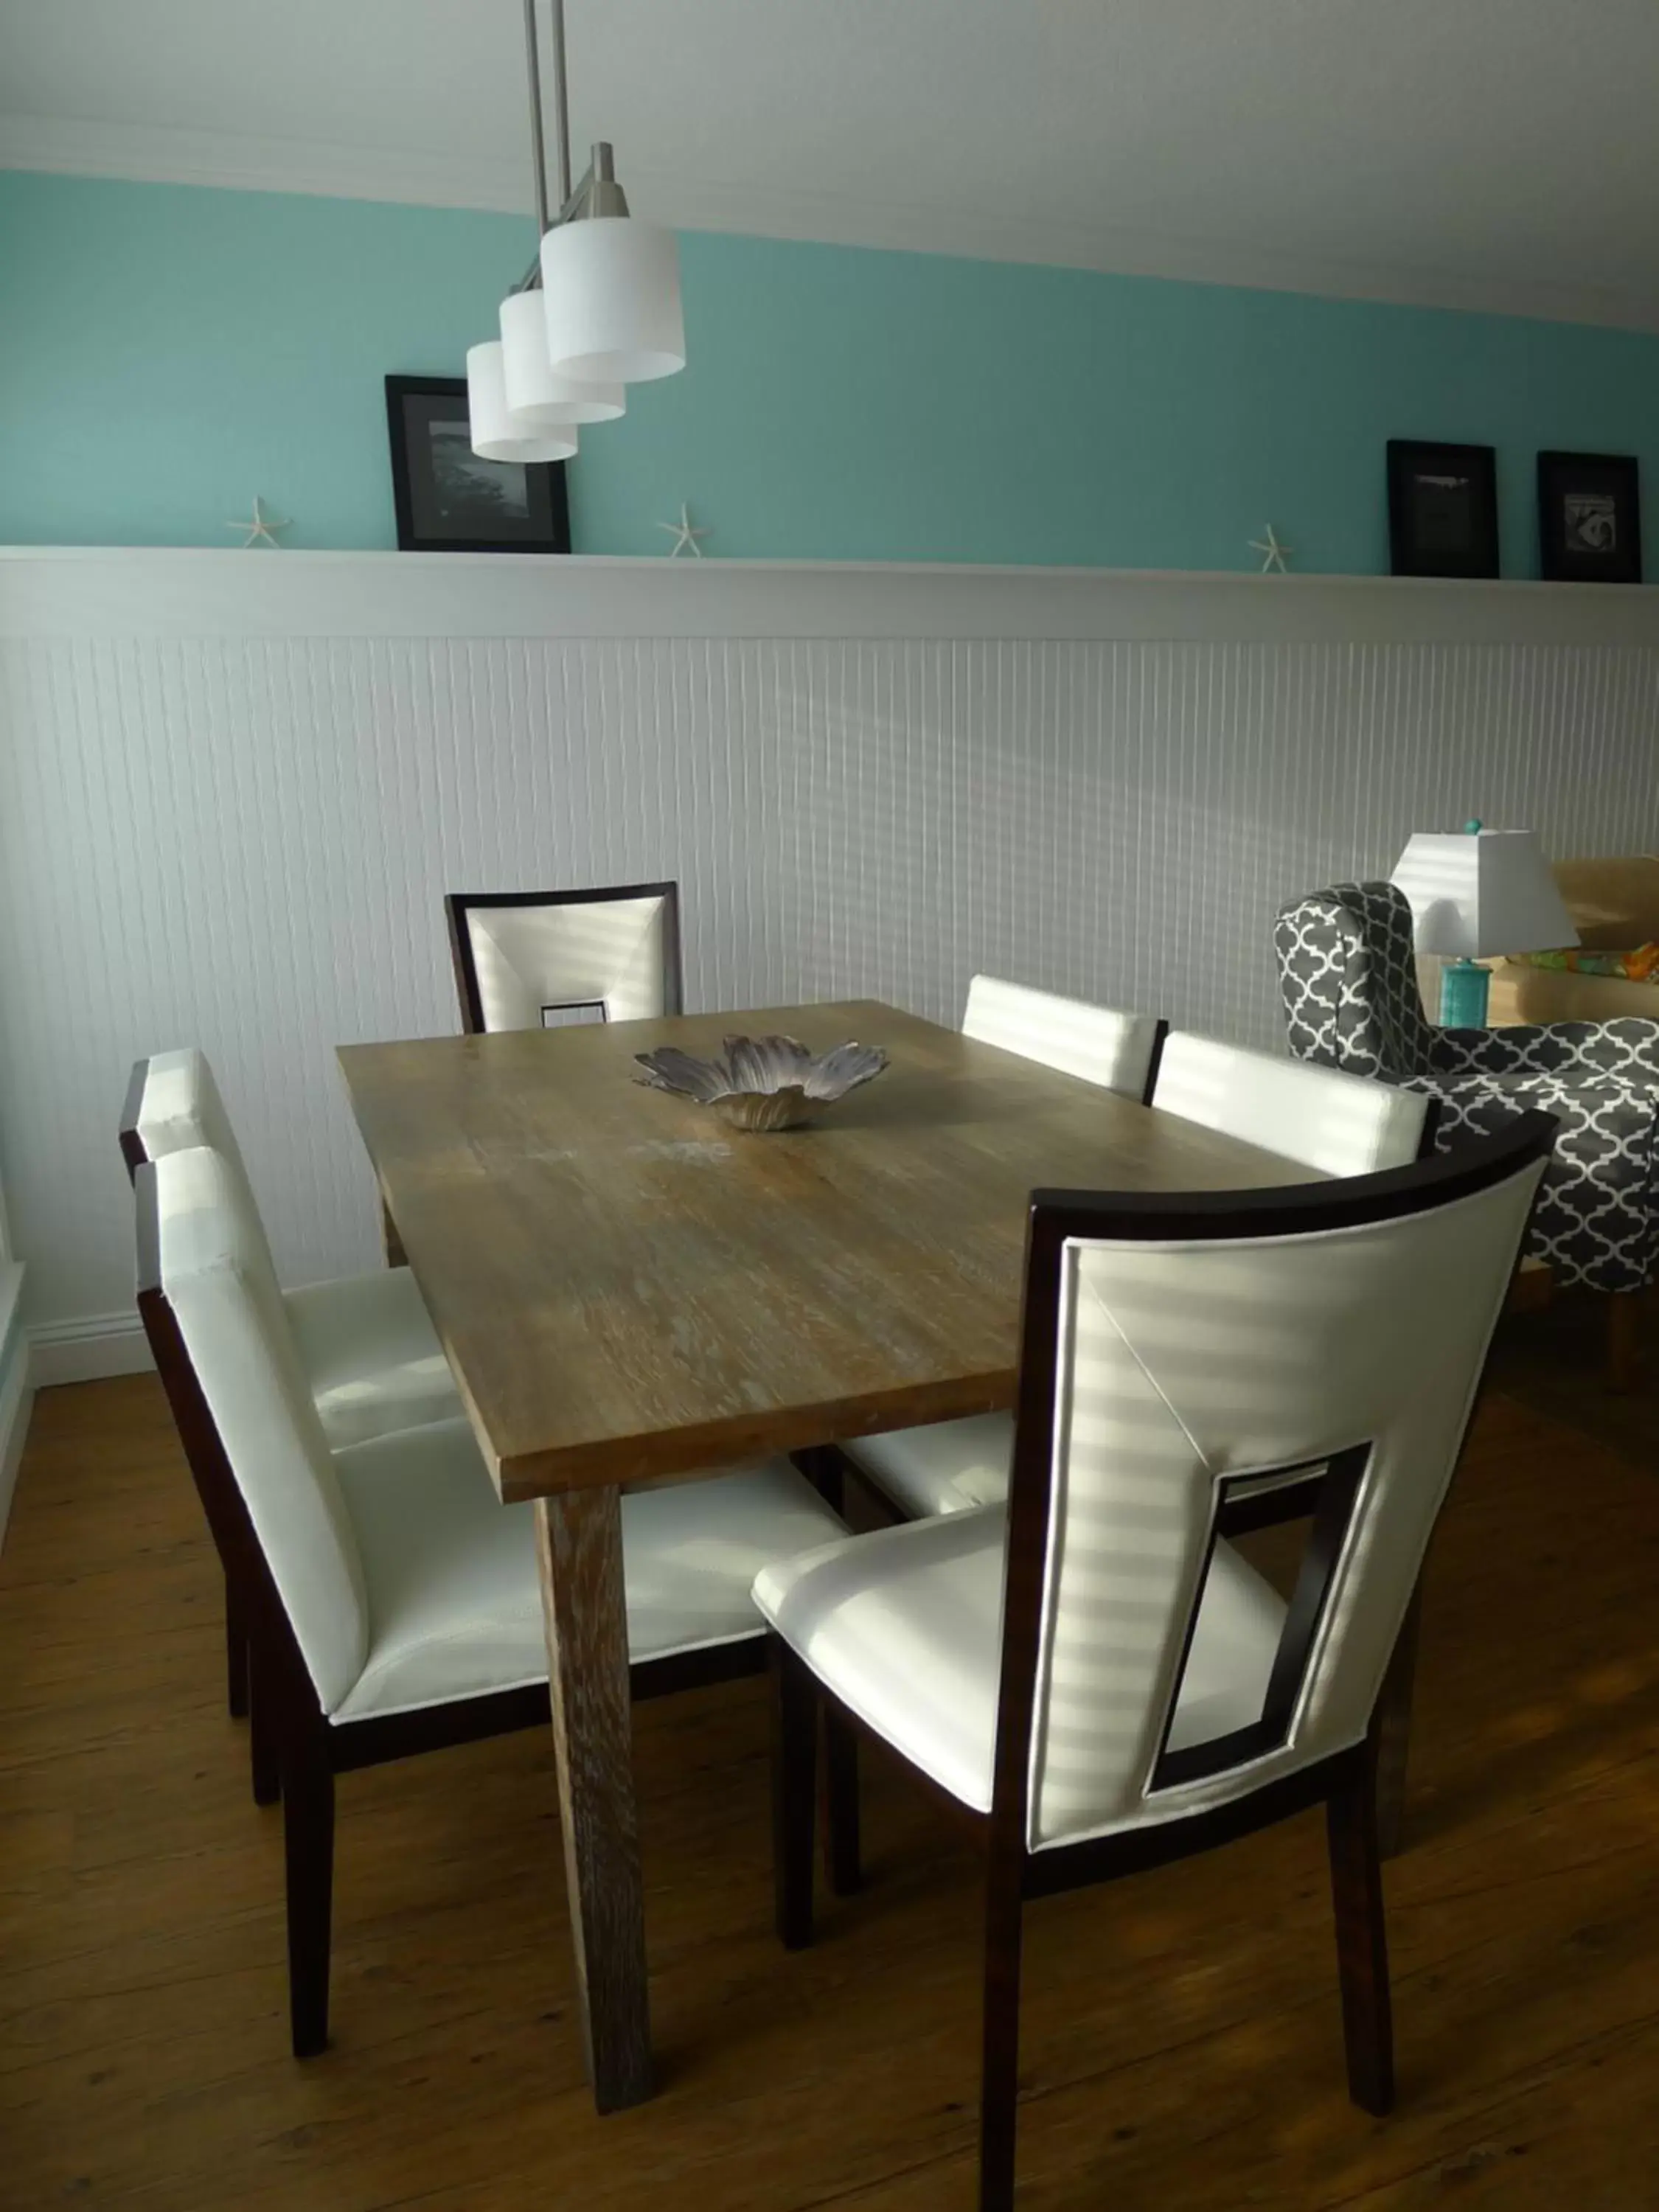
[{"left": 1274, "top": 881, "right": 1659, "bottom": 1379}]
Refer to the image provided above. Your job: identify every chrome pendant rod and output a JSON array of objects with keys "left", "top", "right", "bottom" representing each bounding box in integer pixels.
[
  {"left": 513, "top": 1, "right": 626, "bottom": 289},
  {"left": 521, "top": 0, "right": 552, "bottom": 235},
  {"left": 547, "top": 0, "right": 574, "bottom": 206}
]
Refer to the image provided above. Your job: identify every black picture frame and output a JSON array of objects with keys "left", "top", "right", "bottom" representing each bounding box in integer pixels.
[
  {"left": 384, "top": 375, "right": 571, "bottom": 554},
  {"left": 1386, "top": 439, "right": 1500, "bottom": 579},
  {"left": 1537, "top": 451, "right": 1642, "bottom": 584}
]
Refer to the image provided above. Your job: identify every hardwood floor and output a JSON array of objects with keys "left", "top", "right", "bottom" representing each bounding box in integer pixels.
[{"left": 2, "top": 1369, "right": 1658, "bottom": 2210}]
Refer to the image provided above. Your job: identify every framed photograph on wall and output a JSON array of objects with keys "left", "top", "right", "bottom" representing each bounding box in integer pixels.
[
  {"left": 1386, "top": 439, "right": 1500, "bottom": 578},
  {"left": 384, "top": 375, "right": 571, "bottom": 554},
  {"left": 1537, "top": 451, "right": 1642, "bottom": 583}
]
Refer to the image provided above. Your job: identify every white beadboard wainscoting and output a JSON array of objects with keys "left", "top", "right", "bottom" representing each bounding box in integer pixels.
[{"left": 1, "top": 549, "right": 1657, "bottom": 1380}]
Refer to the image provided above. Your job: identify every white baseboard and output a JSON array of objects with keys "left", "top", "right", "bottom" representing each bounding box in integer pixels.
[
  {"left": 0, "top": 1360, "right": 33, "bottom": 1550},
  {"left": 0, "top": 1265, "right": 33, "bottom": 1549},
  {"left": 29, "top": 1310, "right": 154, "bottom": 1388}
]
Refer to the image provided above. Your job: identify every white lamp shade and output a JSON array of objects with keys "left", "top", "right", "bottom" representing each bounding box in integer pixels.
[
  {"left": 498, "top": 291, "right": 625, "bottom": 426},
  {"left": 1391, "top": 830, "right": 1579, "bottom": 959},
  {"left": 540, "top": 216, "right": 685, "bottom": 384},
  {"left": 465, "top": 341, "right": 579, "bottom": 463}
]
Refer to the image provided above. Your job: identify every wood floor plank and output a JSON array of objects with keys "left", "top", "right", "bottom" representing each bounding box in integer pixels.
[{"left": 1, "top": 1370, "right": 1658, "bottom": 2209}]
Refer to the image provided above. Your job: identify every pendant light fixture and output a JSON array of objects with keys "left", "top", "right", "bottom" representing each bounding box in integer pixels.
[
  {"left": 467, "top": 341, "right": 580, "bottom": 463},
  {"left": 500, "top": 293, "right": 624, "bottom": 426},
  {"left": 540, "top": 153, "right": 685, "bottom": 383},
  {"left": 467, "top": 0, "right": 685, "bottom": 462}
]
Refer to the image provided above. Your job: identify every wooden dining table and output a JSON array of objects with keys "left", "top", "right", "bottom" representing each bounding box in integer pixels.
[{"left": 336, "top": 999, "right": 1352, "bottom": 2113}]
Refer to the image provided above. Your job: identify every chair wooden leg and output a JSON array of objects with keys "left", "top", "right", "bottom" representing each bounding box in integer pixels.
[
  {"left": 248, "top": 1664, "right": 282, "bottom": 1808},
  {"left": 1374, "top": 1585, "right": 1422, "bottom": 1860},
  {"left": 282, "top": 1731, "right": 335, "bottom": 2058},
  {"left": 824, "top": 1705, "right": 862, "bottom": 1896},
  {"left": 771, "top": 1637, "right": 818, "bottom": 1950},
  {"left": 1326, "top": 1753, "right": 1394, "bottom": 2118},
  {"left": 225, "top": 1576, "right": 249, "bottom": 1719},
  {"left": 979, "top": 1860, "right": 1025, "bottom": 2212},
  {"left": 1607, "top": 1290, "right": 1642, "bottom": 1393},
  {"left": 791, "top": 1444, "right": 846, "bottom": 1517}
]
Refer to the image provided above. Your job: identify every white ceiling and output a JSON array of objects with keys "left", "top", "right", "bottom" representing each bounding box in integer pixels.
[{"left": 7, "top": 0, "right": 1659, "bottom": 328}]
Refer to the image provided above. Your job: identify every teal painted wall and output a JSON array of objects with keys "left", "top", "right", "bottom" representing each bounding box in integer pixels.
[{"left": 5, "top": 170, "right": 1659, "bottom": 574}]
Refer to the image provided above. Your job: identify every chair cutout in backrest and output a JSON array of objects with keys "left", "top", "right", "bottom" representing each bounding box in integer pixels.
[
  {"left": 963, "top": 975, "right": 1166, "bottom": 1101},
  {"left": 1152, "top": 1031, "right": 1436, "bottom": 1178},
  {"left": 445, "top": 883, "right": 681, "bottom": 1034},
  {"left": 140, "top": 1145, "right": 369, "bottom": 1715},
  {"left": 1004, "top": 1113, "right": 1552, "bottom": 1853}
]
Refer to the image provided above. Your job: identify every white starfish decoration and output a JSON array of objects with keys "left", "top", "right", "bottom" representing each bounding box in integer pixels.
[
  {"left": 656, "top": 502, "right": 709, "bottom": 558},
  {"left": 226, "top": 495, "right": 290, "bottom": 549},
  {"left": 1249, "top": 523, "right": 1293, "bottom": 574}
]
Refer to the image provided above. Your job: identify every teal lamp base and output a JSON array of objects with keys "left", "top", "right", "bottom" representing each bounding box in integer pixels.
[{"left": 1439, "top": 956, "right": 1490, "bottom": 1028}]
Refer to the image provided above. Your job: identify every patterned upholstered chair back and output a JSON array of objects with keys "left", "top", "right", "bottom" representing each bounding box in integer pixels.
[
  {"left": 1276, "top": 877, "right": 1659, "bottom": 1310},
  {"left": 1274, "top": 882, "right": 1437, "bottom": 1082}
]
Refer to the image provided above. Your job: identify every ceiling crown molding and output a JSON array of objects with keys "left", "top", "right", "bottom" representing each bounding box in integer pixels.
[{"left": 6, "top": 109, "right": 1659, "bottom": 335}]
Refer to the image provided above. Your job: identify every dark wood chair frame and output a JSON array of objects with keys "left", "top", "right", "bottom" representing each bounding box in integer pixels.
[
  {"left": 444, "top": 881, "right": 684, "bottom": 1037},
  {"left": 771, "top": 1109, "right": 1554, "bottom": 2212},
  {"left": 131, "top": 1155, "right": 855, "bottom": 2060},
  {"left": 122, "top": 1060, "right": 264, "bottom": 1762},
  {"left": 126, "top": 1043, "right": 860, "bottom": 1893},
  {"left": 819, "top": 1085, "right": 1445, "bottom": 1855},
  {"left": 1137, "top": 1018, "right": 1170, "bottom": 1106}
]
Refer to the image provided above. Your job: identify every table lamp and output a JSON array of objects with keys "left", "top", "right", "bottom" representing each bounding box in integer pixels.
[{"left": 1390, "top": 821, "right": 1579, "bottom": 1026}]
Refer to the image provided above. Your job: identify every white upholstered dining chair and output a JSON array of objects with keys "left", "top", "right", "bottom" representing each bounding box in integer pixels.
[
  {"left": 137, "top": 1144, "right": 848, "bottom": 2059},
  {"left": 1151, "top": 1029, "right": 1439, "bottom": 1178},
  {"left": 961, "top": 973, "right": 1165, "bottom": 1100},
  {"left": 445, "top": 881, "right": 681, "bottom": 1033},
  {"left": 842, "top": 1033, "right": 1436, "bottom": 1524},
  {"left": 827, "top": 978, "right": 1165, "bottom": 1528},
  {"left": 121, "top": 1048, "right": 461, "bottom": 1775},
  {"left": 122, "top": 1049, "right": 458, "bottom": 1450},
  {"left": 757, "top": 1113, "right": 1554, "bottom": 2211}
]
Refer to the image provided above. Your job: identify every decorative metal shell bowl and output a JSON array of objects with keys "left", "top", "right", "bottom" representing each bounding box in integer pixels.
[{"left": 633, "top": 1034, "right": 889, "bottom": 1131}]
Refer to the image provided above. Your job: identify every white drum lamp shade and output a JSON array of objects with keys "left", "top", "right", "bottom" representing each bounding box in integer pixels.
[
  {"left": 1391, "top": 830, "right": 1579, "bottom": 958},
  {"left": 498, "top": 291, "right": 625, "bottom": 426},
  {"left": 466, "top": 341, "right": 579, "bottom": 463},
  {"left": 540, "top": 216, "right": 685, "bottom": 383}
]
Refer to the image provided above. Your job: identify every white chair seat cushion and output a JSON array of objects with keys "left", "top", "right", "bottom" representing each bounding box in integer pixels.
[
  {"left": 284, "top": 1269, "right": 461, "bottom": 1450},
  {"left": 844, "top": 1413, "right": 1013, "bottom": 1517},
  {"left": 752, "top": 1506, "right": 1287, "bottom": 1822},
  {"left": 332, "top": 1419, "right": 845, "bottom": 1722}
]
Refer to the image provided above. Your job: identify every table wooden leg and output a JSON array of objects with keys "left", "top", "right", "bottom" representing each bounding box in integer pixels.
[
  {"left": 1374, "top": 1585, "right": 1422, "bottom": 1861},
  {"left": 534, "top": 1488, "right": 653, "bottom": 2112}
]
